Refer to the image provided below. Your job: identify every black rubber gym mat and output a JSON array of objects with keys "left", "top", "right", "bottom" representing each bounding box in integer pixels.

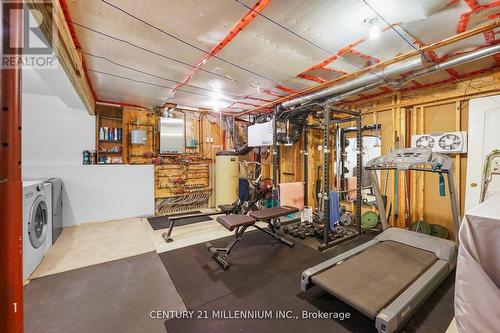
[
  {"left": 159, "top": 229, "right": 326, "bottom": 309},
  {"left": 166, "top": 260, "right": 365, "bottom": 333},
  {"left": 147, "top": 214, "right": 211, "bottom": 231},
  {"left": 165, "top": 246, "right": 455, "bottom": 333},
  {"left": 24, "top": 252, "right": 186, "bottom": 333}
]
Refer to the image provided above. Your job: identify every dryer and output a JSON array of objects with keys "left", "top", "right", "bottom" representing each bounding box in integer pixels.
[
  {"left": 23, "top": 180, "right": 52, "bottom": 279},
  {"left": 43, "top": 178, "right": 63, "bottom": 244}
]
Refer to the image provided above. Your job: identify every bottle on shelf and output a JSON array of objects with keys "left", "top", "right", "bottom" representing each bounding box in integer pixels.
[
  {"left": 109, "top": 127, "right": 114, "bottom": 141},
  {"left": 82, "top": 150, "right": 91, "bottom": 165},
  {"left": 99, "top": 127, "right": 105, "bottom": 140},
  {"left": 104, "top": 127, "right": 109, "bottom": 140},
  {"left": 114, "top": 128, "right": 118, "bottom": 141}
]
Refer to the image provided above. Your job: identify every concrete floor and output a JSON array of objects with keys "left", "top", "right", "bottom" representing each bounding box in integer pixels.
[
  {"left": 24, "top": 216, "right": 457, "bottom": 333},
  {"left": 30, "top": 213, "right": 242, "bottom": 280},
  {"left": 24, "top": 252, "right": 185, "bottom": 333},
  {"left": 29, "top": 218, "right": 154, "bottom": 280}
]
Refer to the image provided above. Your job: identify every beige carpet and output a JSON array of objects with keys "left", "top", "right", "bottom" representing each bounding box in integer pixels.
[{"left": 29, "top": 218, "right": 154, "bottom": 280}]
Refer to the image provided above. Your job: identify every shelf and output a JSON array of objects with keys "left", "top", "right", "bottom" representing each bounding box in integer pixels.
[
  {"left": 96, "top": 163, "right": 126, "bottom": 165},
  {"left": 98, "top": 151, "right": 122, "bottom": 154},
  {"left": 100, "top": 116, "right": 122, "bottom": 121},
  {"left": 99, "top": 140, "right": 122, "bottom": 144}
]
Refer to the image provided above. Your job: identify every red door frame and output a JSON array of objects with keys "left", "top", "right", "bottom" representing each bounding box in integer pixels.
[{"left": 1, "top": 1, "right": 24, "bottom": 332}]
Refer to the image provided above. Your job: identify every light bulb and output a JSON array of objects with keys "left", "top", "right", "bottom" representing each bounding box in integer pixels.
[{"left": 369, "top": 24, "right": 381, "bottom": 40}]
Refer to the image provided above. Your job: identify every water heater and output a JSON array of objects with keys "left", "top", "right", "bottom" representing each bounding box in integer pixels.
[{"left": 215, "top": 151, "right": 239, "bottom": 207}]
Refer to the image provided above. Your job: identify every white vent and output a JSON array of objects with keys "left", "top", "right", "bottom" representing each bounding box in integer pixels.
[{"left": 411, "top": 131, "right": 467, "bottom": 154}]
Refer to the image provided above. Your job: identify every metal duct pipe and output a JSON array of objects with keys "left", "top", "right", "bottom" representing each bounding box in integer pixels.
[
  {"left": 282, "top": 56, "right": 425, "bottom": 108},
  {"left": 283, "top": 43, "right": 500, "bottom": 108},
  {"left": 388, "top": 43, "right": 500, "bottom": 87}
]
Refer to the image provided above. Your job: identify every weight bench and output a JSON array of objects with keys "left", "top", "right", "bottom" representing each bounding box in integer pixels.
[
  {"left": 218, "top": 186, "right": 272, "bottom": 216},
  {"left": 218, "top": 202, "right": 241, "bottom": 215},
  {"left": 206, "top": 206, "right": 298, "bottom": 270}
]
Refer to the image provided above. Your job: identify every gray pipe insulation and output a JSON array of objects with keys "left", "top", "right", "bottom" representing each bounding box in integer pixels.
[
  {"left": 228, "top": 44, "right": 499, "bottom": 154},
  {"left": 281, "top": 44, "right": 500, "bottom": 109}
]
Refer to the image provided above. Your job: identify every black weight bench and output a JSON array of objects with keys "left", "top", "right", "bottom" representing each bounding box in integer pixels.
[
  {"left": 218, "top": 202, "right": 241, "bottom": 215},
  {"left": 206, "top": 206, "right": 298, "bottom": 270}
]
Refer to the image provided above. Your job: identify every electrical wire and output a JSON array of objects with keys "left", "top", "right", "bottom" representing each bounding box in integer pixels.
[
  {"left": 87, "top": 69, "right": 235, "bottom": 102},
  {"left": 83, "top": 51, "right": 243, "bottom": 98},
  {"left": 72, "top": 22, "right": 235, "bottom": 82},
  {"left": 101, "top": 0, "right": 285, "bottom": 86},
  {"left": 73, "top": 22, "right": 285, "bottom": 97},
  {"left": 361, "top": 0, "right": 427, "bottom": 58},
  {"left": 234, "top": 0, "right": 389, "bottom": 81},
  {"left": 361, "top": 0, "right": 494, "bottom": 95}
]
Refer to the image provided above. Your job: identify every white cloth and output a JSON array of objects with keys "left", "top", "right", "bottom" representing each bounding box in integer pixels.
[{"left": 455, "top": 195, "right": 500, "bottom": 333}]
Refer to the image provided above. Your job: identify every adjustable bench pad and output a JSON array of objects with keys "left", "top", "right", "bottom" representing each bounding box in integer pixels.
[
  {"left": 216, "top": 215, "right": 255, "bottom": 231},
  {"left": 249, "top": 206, "right": 298, "bottom": 221},
  {"left": 218, "top": 204, "right": 236, "bottom": 213}
]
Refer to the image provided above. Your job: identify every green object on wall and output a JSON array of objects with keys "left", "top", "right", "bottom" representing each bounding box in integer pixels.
[{"left": 361, "top": 211, "right": 378, "bottom": 229}]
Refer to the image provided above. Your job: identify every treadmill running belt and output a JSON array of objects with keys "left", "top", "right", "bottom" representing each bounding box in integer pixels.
[{"left": 312, "top": 241, "right": 437, "bottom": 319}]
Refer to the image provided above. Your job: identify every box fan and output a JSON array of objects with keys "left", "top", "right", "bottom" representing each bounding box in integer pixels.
[{"left": 411, "top": 131, "right": 467, "bottom": 154}]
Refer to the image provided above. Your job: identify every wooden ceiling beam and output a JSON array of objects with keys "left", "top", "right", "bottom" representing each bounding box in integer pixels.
[{"left": 26, "top": 0, "right": 96, "bottom": 114}]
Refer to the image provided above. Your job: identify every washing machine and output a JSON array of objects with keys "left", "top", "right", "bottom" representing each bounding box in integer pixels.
[{"left": 23, "top": 180, "right": 52, "bottom": 279}]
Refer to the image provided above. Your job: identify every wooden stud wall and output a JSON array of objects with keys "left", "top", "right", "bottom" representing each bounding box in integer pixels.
[
  {"left": 276, "top": 70, "right": 499, "bottom": 240},
  {"left": 122, "top": 107, "right": 157, "bottom": 165}
]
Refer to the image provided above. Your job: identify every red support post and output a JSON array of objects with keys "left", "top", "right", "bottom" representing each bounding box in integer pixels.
[{"left": 0, "top": 1, "right": 24, "bottom": 332}]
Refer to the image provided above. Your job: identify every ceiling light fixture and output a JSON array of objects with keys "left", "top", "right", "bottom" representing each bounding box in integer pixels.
[
  {"left": 365, "top": 17, "right": 381, "bottom": 40},
  {"left": 369, "top": 24, "right": 381, "bottom": 40}
]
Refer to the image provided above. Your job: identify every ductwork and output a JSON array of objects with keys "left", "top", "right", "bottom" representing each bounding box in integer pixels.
[
  {"left": 387, "top": 44, "right": 500, "bottom": 88},
  {"left": 282, "top": 56, "right": 426, "bottom": 108},
  {"left": 282, "top": 43, "right": 500, "bottom": 108}
]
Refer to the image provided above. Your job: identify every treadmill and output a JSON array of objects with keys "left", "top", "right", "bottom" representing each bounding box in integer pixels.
[{"left": 301, "top": 148, "right": 461, "bottom": 333}]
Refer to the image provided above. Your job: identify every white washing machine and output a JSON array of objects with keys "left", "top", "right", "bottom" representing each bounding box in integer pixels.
[{"left": 22, "top": 180, "right": 52, "bottom": 279}]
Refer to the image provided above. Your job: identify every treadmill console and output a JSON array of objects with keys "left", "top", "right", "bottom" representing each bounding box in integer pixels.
[{"left": 385, "top": 148, "right": 432, "bottom": 170}]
